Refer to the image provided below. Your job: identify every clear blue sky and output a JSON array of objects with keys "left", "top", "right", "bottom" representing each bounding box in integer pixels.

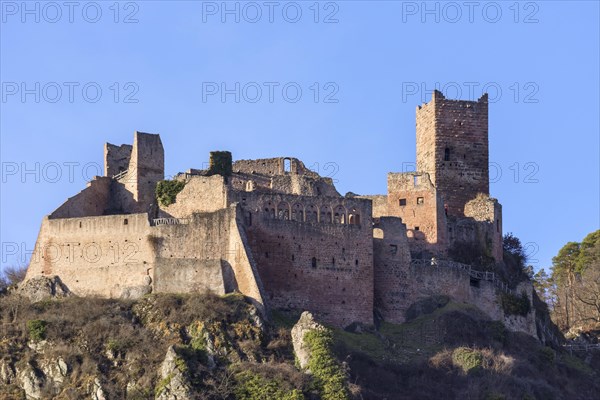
[{"left": 1, "top": 1, "right": 599, "bottom": 273}]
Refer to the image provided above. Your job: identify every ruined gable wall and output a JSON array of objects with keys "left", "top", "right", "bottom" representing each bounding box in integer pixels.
[
  {"left": 236, "top": 192, "right": 373, "bottom": 327},
  {"left": 416, "top": 91, "right": 489, "bottom": 217},
  {"left": 104, "top": 143, "right": 132, "bottom": 177},
  {"left": 49, "top": 176, "right": 112, "bottom": 219}
]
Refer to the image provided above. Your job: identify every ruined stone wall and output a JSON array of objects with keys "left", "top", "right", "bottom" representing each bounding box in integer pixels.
[
  {"left": 463, "top": 195, "right": 503, "bottom": 261},
  {"left": 229, "top": 173, "right": 272, "bottom": 193},
  {"left": 356, "top": 195, "right": 387, "bottom": 217},
  {"left": 234, "top": 191, "right": 374, "bottom": 327},
  {"left": 49, "top": 177, "right": 112, "bottom": 219},
  {"left": 104, "top": 143, "right": 132, "bottom": 177},
  {"left": 416, "top": 90, "right": 489, "bottom": 217},
  {"left": 233, "top": 157, "right": 319, "bottom": 178},
  {"left": 373, "top": 217, "right": 412, "bottom": 323},
  {"left": 158, "top": 175, "right": 228, "bottom": 218},
  {"left": 228, "top": 171, "right": 338, "bottom": 197}
]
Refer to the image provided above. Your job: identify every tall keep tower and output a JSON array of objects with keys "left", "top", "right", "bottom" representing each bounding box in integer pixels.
[{"left": 416, "top": 90, "right": 489, "bottom": 217}]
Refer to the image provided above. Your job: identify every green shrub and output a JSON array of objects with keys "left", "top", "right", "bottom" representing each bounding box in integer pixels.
[
  {"left": 452, "top": 347, "right": 483, "bottom": 374},
  {"left": 27, "top": 319, "right": 47, "bottom": 341},
  {"left": 501, "top": 292, "right": 531, "bottom": 316},
  {"left": 156, "top": 180, "right": 186, "bottom": 206},
  {"left": 235, "top": 370, "right": 304, "bottom": 400},
  {"left": 304, "top": 329, "right": 349, "bottom": 400}
]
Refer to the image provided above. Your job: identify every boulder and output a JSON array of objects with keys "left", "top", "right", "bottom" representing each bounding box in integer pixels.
[{"left": 291, "top": 311, "right": 326, "bottom": 369}]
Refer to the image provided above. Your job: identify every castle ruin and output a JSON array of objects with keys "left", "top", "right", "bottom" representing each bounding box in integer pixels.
[{"left": 24, "top": 91, "right": 536, "bottom": 336}]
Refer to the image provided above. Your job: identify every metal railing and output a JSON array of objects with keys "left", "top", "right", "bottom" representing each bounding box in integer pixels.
[
  {"left": 112, "top": 169, "right": 129, "bottom": 180},
  {"left": 563, "top": 343, "right": 600, "bottom": 352},
  {"left": 151, "top": 217, "right": 191, "bottom": 226}
]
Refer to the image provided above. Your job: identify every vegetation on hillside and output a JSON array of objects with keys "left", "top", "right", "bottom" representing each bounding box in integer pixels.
[
  {"left": 0, "top": 264, "right": 28, "bottom": 291},
  {"left": 1, "top": 290, "right": 598, "bottom": 399},
  {"left": 533, "top": 230, "right": 600, "bottom": 335}
]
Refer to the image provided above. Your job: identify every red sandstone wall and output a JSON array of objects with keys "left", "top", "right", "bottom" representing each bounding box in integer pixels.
[{"left": 238, "top": 192, "right": 374, "bottom": 327}]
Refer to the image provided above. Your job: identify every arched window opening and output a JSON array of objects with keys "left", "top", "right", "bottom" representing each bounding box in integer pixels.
[
  {"left": 292, "top": 203, "right": 304, "bottom": 222},
  {"left": 444, "top": 147, "right": 450, "bottom": 161},
  {"left": 349, "top": 213, "right": 361, "bottom": 225},
  {"left": 333, "top": 205, "right": 346, "bottom": 224},
  {"left": 283, "top": 158, "right": 292, "bottom": 173},
  {"left": 306, "top": 205, "right": 318, "bottom": 223},
  {"left": 277, "top": 202, "right": 290, "bottom": 220},
  {"left": 311, "top": 257, "right": 317, "bottom": 269},
  {"left": 320, "top": 205, "right": 332, "bottom": 223}
]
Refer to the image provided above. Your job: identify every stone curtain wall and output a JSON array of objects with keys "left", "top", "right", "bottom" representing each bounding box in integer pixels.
[
  {"left": 25, "top": 213, "right": 154, "bottom": 298},
  {"left": 26, "top": 206, "right": 265, "bottom": 310}
]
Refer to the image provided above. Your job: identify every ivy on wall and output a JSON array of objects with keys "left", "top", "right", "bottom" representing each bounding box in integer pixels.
[{"left": 156, "top": 180, "right": 186, "bottom": 207}]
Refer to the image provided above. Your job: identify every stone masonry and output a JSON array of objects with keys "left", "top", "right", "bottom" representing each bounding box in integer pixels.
[{"left": 25, "top": 92, "right": 536, "bottom": 337}]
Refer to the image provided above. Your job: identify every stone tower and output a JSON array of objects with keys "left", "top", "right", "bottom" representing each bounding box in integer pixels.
[{"left": 416, "top": 90, "right": 489, "bottom": 217}]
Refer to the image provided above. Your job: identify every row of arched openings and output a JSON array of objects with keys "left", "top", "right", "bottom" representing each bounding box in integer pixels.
[{"left": 263, "top": 201, "right": 361, "bottom": 225}]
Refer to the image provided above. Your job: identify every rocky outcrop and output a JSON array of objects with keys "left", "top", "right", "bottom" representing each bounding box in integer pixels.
[
  {"left": 0, "top": 359, "right": 16, "bottom": 385},
  {"left": 156, "top": 346, "right": 193, "bottom": 400},
  {"left": 16, "top": 363, "right": 45, "bottom": 399},
  {"left": 17, "top": 275, "right": 70, "bottom": 303},
  {"left": 291, "top": 311, "right": 326, "bottom": 369},
  {"left": 88, "top": 377, "right": 107, "bottom": 400}
]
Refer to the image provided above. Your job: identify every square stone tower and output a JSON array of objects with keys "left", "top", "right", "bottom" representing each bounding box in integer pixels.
[{"left": 416, "top": 90, "right": 489, "bottom": 217}]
